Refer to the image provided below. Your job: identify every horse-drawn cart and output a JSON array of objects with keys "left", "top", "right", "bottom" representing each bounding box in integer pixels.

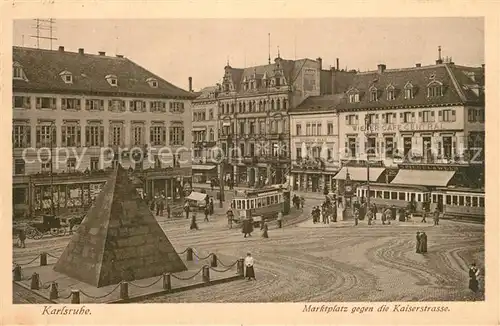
[{"left": 25, "top": 214, "right": 68, "bottom": 240}]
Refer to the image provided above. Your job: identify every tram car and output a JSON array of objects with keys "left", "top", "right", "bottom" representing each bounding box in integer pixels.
[
  {"left": 231, "top": 186, "right": 290, "bottom": 225},
  {"left": 356, "top": 183, "right": 431, "bottom": 213},
  {"left": 431, "top": 187, "right": 485, "bottom": 221}
]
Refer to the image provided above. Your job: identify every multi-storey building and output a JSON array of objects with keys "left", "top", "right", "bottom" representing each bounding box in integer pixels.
[
  {"left": 191, "top": 86, "right": 219, "bottom": 183},
  {"left": 334, "top": 57, "right": 485, "bottom": 194},
  {"left": 12, "top": 46, "right": 196, "bottom": 218},
  {"left": 217, "top": 54, "right": 326, "bottom": 187}
]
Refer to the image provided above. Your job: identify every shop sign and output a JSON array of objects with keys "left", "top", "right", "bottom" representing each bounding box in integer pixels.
[{"left": 350, "top": 122, "right": 446, "bottom": 133}]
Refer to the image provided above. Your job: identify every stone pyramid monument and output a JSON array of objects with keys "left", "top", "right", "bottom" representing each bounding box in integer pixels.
[{"left": 54, "top": 165, "right": 187, "bottom": 287}]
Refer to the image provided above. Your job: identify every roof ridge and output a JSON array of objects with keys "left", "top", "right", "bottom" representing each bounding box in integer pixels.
[{"left": 444, "top": 63, "right": 467, "bottom": 102}]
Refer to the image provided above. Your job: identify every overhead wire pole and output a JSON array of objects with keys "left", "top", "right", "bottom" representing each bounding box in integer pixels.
[{"left": 30, "top": 18, "right": 57, "bottom": 49}]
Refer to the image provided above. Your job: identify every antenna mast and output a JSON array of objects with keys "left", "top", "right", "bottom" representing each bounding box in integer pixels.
[
  {"left": 30, "top": 18, "right": 58, "bottom": 49},
  {"left": 268, "top": 33, "right": 271, "bottom": 64}
]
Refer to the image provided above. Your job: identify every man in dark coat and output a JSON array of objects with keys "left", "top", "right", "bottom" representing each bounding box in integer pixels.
[
  {"left": 190, "top": 212, "right": 199, "bottom": 230},
  {"left": 416, "top": 232, "right": 422, "bottom": 253},
  {"left": 468, "top": 263, "right": 479, "bottom": 292},
  {"left": 420, "top": 232, "right": 428, "bottom": 253}
]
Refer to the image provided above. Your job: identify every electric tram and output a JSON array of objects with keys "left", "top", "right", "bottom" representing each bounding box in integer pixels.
[{"left": 231, "top": 185, "right": 290, "bottom": 224}]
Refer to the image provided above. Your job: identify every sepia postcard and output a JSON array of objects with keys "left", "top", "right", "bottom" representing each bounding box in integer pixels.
[{"left": 0, "top": 1, "right": 498, "bottom": 325}]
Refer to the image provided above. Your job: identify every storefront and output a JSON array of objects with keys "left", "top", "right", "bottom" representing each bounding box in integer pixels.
[{"left": 192, "top": 164, "right": 217, "bottom": 184}]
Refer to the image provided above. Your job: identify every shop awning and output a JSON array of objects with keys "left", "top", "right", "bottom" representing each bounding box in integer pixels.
[
  {"left": 192, "top": 164, "right": 216, "bottom": 171},
  {"left": 333, "top": 167, "right": 385, "bottom": 182},
  {"left": 391, "top": 169, "right": 456, "bottom": 187},
  {"left": 186, "top": 191, "right": 208, "bottom": 201}
]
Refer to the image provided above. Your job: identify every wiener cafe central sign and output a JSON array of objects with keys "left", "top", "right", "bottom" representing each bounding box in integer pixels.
[{"left": 350, "top": 122, "right": 446, "bottom": 133}]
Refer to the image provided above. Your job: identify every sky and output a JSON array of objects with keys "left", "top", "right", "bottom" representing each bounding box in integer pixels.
[{"left": 13, "top": 18, "right": 484, "bottom": 92}]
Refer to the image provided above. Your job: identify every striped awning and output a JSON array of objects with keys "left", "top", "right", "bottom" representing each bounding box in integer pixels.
[{"left": 391, "top": 169, "right": 456, "bottom": 187}]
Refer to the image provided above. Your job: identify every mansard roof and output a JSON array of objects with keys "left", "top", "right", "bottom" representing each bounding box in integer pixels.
[{"left": 12, "top": 46, "right": 196, "bottom": 99}]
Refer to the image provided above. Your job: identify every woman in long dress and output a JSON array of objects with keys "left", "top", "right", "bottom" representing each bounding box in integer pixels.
[
  {"left": 416, "top": 232, "right": 422, "bottom": 253},
  {"left": 469, "top": 263, "right": 479, "bottom": 292},
  {"left": 244, "top": 253, "right": 256, "bottom": 280},
  {"left": 262, "top": 221, "right": 269, "bottom": 238},
  {"left": 419, "top": 232, "right": 427, "bottom": 253}
]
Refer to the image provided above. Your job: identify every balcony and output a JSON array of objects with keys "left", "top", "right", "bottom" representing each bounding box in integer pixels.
[
  {"left": 292, "top": 157, "right": 326, "bottom": 171},
  {"left": 27, "top": 169, "right": 113, "bottom": 185}
]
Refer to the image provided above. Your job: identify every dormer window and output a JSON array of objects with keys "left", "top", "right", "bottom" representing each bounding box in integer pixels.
[
  {"left": 347, "top": 88, "right": 360, "bottom": 103},
  {"left": 13, "top": 62, "right": 27, "bottom": 81},
  {"left": 404, "top": 82, "right": 414, "bottom": 99},
  {"left": 386, "top": 85, "right": 396, "bottom": 100},
  {"left": 146, "top": 77, "right": 158, "bottom": 88},
  {"left": 59, "top": 70, "right": 73, "bottom": 84},
  {"left": 369, "top": 86, "right": 378, "bottom": 102},
  {"left": 105, "top": 74, "right": 118, "bottom": 87},
  {"left": 427, "top": 80, "right": 443, "bottom": 98}
]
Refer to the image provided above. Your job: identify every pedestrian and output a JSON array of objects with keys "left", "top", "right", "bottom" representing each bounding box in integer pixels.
[
  {"left": 155, "top": 196, "right": 161, "bottom": 216},
  {"left": 227, "top": 209, "right": 233, "bottom": 229},
  {"left": 277, "top": 211, "right": 283, "bottom": 228},
  {"left": 184, "top": 201, "right": 190, "bottom": 219},
  {"left": 209, "top": 198, "right": 214, "bottom": 215},
  {"left": 262, "top": 220, "right": 269, "bottom": 238},
  {"left": 416, "top": 232, "right": 421, "bottom": 253},
  {"left": 150, "top": 198, "right": 155, "bottom": 212},
  {"left": 244, "top": 253, "right": 256, "bottom": 281},
  {"left": 190, "top": 212, "right": 199, "bottom": 230},
  {"left": 18, "top": 229, "right": 26, "bottom": 248},
  {"left": 468, "top": 263, "right": 479, "bottom": 293},
  {"left": 433, "top": 208, "right": 440, "bottom": 225},
  {"left": 421, "top": 209, "right": 427, "bottom": 223},
  {"left": 166, "top": 202, "right": 171, "bottom": 219},
  {"left": 204, "top": 206, "right": 210, "bottom": 222},
  {"left": 354, "top": 208, "right": 359, "bottom": 226},
  {"left": 420, "top": 232, "right": 428, "bottom": 253},
  {"left": 300, "top": 196, "right": 305, "bottom": 209},
  {"left": 383, "top": 208, "right": 390, "bottom": 225},
  {"left": 366, "top": 209, "right": 373, "bottom": 225},
  {"left": 391, "top": 204, "right": 397, "bottom": 221},
  {"left": 242, "top": 217, "right": 251, "bottom": 238}
]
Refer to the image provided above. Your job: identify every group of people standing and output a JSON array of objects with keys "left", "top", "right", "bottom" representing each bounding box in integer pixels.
[
  {"left": 146, "top": 192, "right": 170, "bottom": 218},
  {"left": 415, "top": 231, "right": 428, "bottom": 254},
  {"left": 292, "top": 194, "right": 305, "bottom": 210},
  {"left": 311, "top": 197, "right": 337, "bottom": 224}
]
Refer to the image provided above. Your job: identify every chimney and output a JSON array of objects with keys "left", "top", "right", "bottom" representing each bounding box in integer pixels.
[
  {"left": 98, "top": 51, "right": 106, "bottom": 56},
  {"left": 482, "top": 64, "right": 485, "bottom": 69},
  {"left": 188, "top": 77, "right": 193, "bottom": 92},
  {"left": 78, "top": 48, "right": 84, "bottom": 55},
  {"left": 116, "top": 54, "right": 124, "bottom": 58},
  {"left": 377, "top": 64, "right": 386, "bottom": 73},
  {"left": 436, "top": 45, "right": 443, "bottom": 64},
  {"left": 58, "top": 46, "right": 64, "bottom": 52},
  {"left": 415, "top": 63, "right": 421, "bottom": 67},
  {"left": 317, "top": 57, "right": 322, "bottom": 70},
  {"left": 336, "top": 58, "right": 340, "bottom": 71}
]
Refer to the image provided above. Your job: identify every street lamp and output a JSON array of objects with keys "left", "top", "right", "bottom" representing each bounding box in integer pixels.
[
  {"left": 363, "top": 116, "right": 371, "bottom": 208},
  {"left": 48, "top": 121, "right": 56, "bottom": 216}
]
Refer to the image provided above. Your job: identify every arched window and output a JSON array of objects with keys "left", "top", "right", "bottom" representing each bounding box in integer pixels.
[
  {"left": 277, "top": 98, "right": 281, "bottom": 110},
  {"left": 239, "top": 102, "right": 243, "bottom": 112},
  {"left": 209, "top": 129, "right": 214, "bottom": 141},
  {"left": 271, "top": 99, "right": 275, "bottom": 111},
  {"left": 283, "top": 99, "right": 287, "bottom": 110}
]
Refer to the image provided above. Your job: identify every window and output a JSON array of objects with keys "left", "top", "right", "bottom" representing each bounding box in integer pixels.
[
  {"left": 385, "top": 137, "right": 394, "bottom": 158},
  {"left": 327, "top": 123, "right": 334, "bottom": 135},
  {"left": 427, "top": 83, "right": 443, "bottom": 97},
  {"left": 402, "top": 112, "right": 414, "bottom": 123},
  {"left": 387, "top": 86, "right": 396, "bottom": 100},
  {"left": 404, "top": 82, "right": 414, "bottom": 99},
  {"left": 13, "top": 65, "right": 24, "bottom": 79},
  {"left": 86, "top": 99, "right": 104, "bottom": 111},
  {"left": 67, "top": 158, "right": 76, "bottom": 172},
  {"left": 61, "top": 124, "right": 81, "bottom": 147},
  {"left": 240, "top": 122, "right": 245, "bottom": 135},
  {"left": 130, "top": 100, "right": 146, "bottom": 112},
  {"left": 150, "top": 126, "right": 167, "bottom": 146},
  {"left": 439, "top": 109, "right": 456, "bottom": 122},
  {"left": 249, "top": 121, "right": 255, "bottom": 134},
  {"left": 366, "top": 114, "right": 377, "bottom": 126},
  {"left": 349, "top": 93, "right": 360, "bottom": 103},
  {"left": 106, "top": 75, "right": 118, "bottom": 87},
  {"left": 62, "top": 98, "right": 81, "bottom": 110},
  {"left": 366, "top": 137, "right": 376, "bottom": 158},
  {"left": 36, "top": 97, "right": 56, "bottom": 110},
  {"left": 399, "top": 192, "right": 406, "bottom": 200},
  {"left": 369, "top": 88, "right": 378, "bottom": 102},
  {"left": 209, "top": 109, "right": 214, "bottom": 120},
  {"left": 391, "top": 192, "right": 397, "bottom": 200},
  {"left": 169, "top": 124, "right": 185, "bottom": 145},
  {"left": 150, "top": 101, "right": 166, "bottom": 112},
  {"left": 384, "top": 112, "right": 395, "bottom": 124},
  {"left": 90, "top": 157, "right": 99, "bottom": 171},
  {"left": 306, "top": 123, "right": 311, "bottom": 136},
  {"left": 348, "top": 137, "right": 357, "bottom": 158},
  {"left": 14, "top": 159, "right": 25, "bottom": 175},
  {"left": 170, "top": 102, "right": 185, "bottom": 113},
  {"left": 147, "top": 78, "right": 158, "bottom": 88},
  {"left": 109, "top": 124, "right": 123, "bottom": 146},
  {"left": 421, "top": 110, "right": 434, "bottom": 122},
  {"left": 132, "top": 125, "right": 144, "bottom": 146},
  {"left": 13, "top": 96, "right": 30, "bottom": 109},
  {"left": 296, "top": 124, "right": 302, "bottom": 135},
  {"left": 85, "top": 125, "right": 104, "bottom": 147},
  {"left": 12, "top": 124, "right": 31, "bottom": 148},
  {"left": 316, "top": 123, "right": 322, "bottom": 135},
  {"left": 346, "top": 114, "right": 358, "bottom": 125},
  {"left": 35, "top": 124, "right": 56, "bottom": 148}
]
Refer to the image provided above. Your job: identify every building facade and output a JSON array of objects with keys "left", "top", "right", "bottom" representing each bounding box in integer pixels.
[
  {"left": 217, "top": 54, "right": 324, "bottom": 187},
  {"left": 334, "top": 59, "right": 485, "bottom": 195},
  {"left": 191, "top": 86, "right": 219, "bottom": 183},
  {"left": 12, "top": 46, "right": 195, "bottom": 218}
]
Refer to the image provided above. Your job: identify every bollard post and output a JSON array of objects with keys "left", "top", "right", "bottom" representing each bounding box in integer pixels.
[
  {"left": 211, "top": 254, "right": 217, "bottom": 267},
  {"left": 40, "top": 252, "right": 47, "bottom": 266},
  {"left": 163, "top": 273, "right": 172, "bottom": 291},
  {"left": 13, "top": 265, "right": 22, "bottom": 281},
  {"left": 120, "top": 281, "right": 129, "bottom": 300},
  {"left": 30, "top": 272, "right": 40, "bottom": 290},
  {"left": 237, "top": 258, "right": 244, "bottom": 276},
  {"left": 49, "top": 282, "right": 58, "bottom": 300},
  {"left": 202, "top": 265, "right": 210, "bottom": 283},
  {"left": 71, "top": 290, "right": 80, "bottom": 304},
  {"left": 186, "top": 247, "right": 193, "bottom": 261}
]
